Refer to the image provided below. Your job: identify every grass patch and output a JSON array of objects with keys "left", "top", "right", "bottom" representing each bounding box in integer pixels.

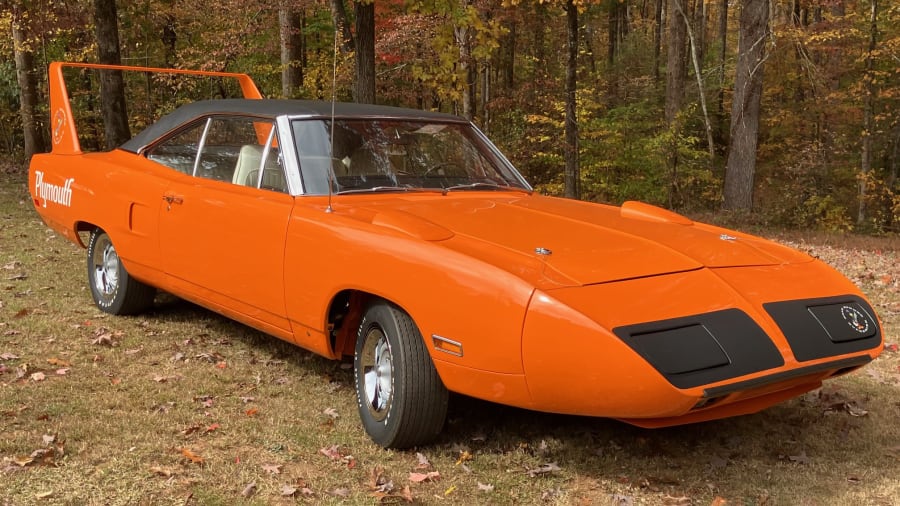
[{"left": 1, "top": 168, "right": 898, "bottom": 505}]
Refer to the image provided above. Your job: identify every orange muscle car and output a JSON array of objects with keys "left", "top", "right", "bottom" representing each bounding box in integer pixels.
[{"left": 29, "top": 63, "right": 884, "bottom": 448}]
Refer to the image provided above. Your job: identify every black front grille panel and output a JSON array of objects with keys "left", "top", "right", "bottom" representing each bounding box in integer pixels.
[
  {"left": 613, "top": 309, "right": 784, "bottom": 389},
  {"left": 764, "top": 295, "right": 882, "bottom": 362}
]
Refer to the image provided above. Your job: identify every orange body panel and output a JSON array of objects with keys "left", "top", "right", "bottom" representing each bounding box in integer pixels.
[{"left": 28, "top": 63, "right": 885, "bottom": 430}]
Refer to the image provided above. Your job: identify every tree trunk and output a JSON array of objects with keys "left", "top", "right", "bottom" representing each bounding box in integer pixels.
[
  {"left": 330, "top": 0, "right": 354, "bottom": 54},
  {"left": 674, "top": 0, "right": 715, "bottom": 165},
  {"left": 723, "top": 0, "right": 769, "bottom": 210},
  {"left": 564, "top": 0, "right": 579, "bottom": 200},
  {"left": 454, "top": 0, "right": 476, "bottom": 120},
  {"left": 93, "top": 0, "right": 131, "bottom": 149},
  {"left": 353, "top": 1, "right": 376, "bottom": 104},
  {"left": 654, "top": 0, "right": 664, "bottom": 84},
  {"left": 608, "top": 0, "right": 619, "bottom": 66},
  {"left": 161, "top": 12, "right": 177, "bottom": 67},
  {"left": 858, "top": 0, "right": 878, "bottom": 225},
  {"left": 498, "top": 17, "right": 516, "bottom": 90},
  {"left": 665, "top": 0, "right": 687, "bottom": 125},
  {"left": 12, "top": 5, "right": 47, "bottom": 160},
  {"left": 279, "top": 5, "right": 304, "bottom": 98},
  {"left": 716, "top": 0, "right": 728, "bottom": 145}
]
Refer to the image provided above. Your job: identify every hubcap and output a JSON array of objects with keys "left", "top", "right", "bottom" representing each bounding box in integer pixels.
[
  {"left": 91, "top": 236, "right": 119, "bottom": 305},
  {"left": 360, "top": 327, "right": 393, "bottom": 421}
]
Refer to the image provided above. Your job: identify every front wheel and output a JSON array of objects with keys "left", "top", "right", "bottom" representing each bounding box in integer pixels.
[
  {"left": 354, "top": 300, "right": 448, "bottom": 448},
  {"left": 87, "top": 229, "right": 156, "bottom": 315}
]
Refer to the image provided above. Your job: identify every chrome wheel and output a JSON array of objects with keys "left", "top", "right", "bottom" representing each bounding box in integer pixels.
[
  {"left": 353, "top": 300, "right": 448, "bottom": 448},
  {"left": 360, "top": 326, "right": 393, "bottom": 421},
  {"left": 86, "top": 229, "right": 156, "bottom": 315},
  {"left": 90, "top": 234, "right": 119, "bottom": 306}
]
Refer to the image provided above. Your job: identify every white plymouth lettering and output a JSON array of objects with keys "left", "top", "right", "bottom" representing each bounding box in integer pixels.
[{"left": 35, "top": 171, "right": 74, "bottom": 208}]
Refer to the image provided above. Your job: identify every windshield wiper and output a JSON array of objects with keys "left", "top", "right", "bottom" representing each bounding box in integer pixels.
[
  {"left": 444, "top": 182, "right": 532, "bottom": 194},
  {"left": 336, "top": 186, "right": 444, "bottom": 195}
]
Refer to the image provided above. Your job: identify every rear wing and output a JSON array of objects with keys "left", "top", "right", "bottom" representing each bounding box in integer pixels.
[{"left": 48, "top": 62, "right": 263, "bottom": 155}]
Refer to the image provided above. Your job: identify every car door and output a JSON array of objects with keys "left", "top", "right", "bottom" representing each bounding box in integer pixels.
[{"left": 148, "top": 115, "right": 293, "bottom": 333}]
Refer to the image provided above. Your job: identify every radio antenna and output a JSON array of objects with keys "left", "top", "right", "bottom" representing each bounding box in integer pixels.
[{"left": 325, "top": 29, "right": 339, "bottom": 214}]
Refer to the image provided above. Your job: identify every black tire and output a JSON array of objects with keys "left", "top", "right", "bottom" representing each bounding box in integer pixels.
[
  {"left": 86, "top": 229, "right": 156, "bottom": 315},
  {"left": 354, "top": 300, "right": 448, "bottom": 448}
]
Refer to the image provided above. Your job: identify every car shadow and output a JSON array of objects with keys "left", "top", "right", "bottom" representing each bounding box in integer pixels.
[{"left": 142, "top": 295, "right": 897, "bottom": 500}]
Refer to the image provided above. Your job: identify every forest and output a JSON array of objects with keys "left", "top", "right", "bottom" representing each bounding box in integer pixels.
[{"left": 2, "top": 0, "right": 898, "bottom": 232}]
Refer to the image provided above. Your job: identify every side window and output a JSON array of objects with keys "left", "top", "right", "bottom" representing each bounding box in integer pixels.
[
  {"left": 146, "top": 122, "right": 205, "bottom": 174},
  {"left": 230, "top": 123, "right": 286, "bottom": 193},
  {"left": 146, "top": 116, "right": 287, "bottom": 193},
  {"left": 196, "top": 117, "right": 263, "bottom": 183}
]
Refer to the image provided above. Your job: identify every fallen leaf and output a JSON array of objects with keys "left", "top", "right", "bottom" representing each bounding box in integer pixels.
[
  {"left": 323, "top": 407, "right": 339, "bottom": 419},
  {"left": 180, "top": 424, "right": 201, "bottom": 436},
  {"left": 329, "top": 488, "right": 350, "bottom": 497},
  {"left": 415, "top": 452, "right": 431, "bottom": 470},
  {"left": 455, "top": 450, "right": 472, "bottom": 465},
  {"left": 1, "top": 353, "right": 21, "bottom": 361},
  {"left": 476, "top": 482, "right": 494, "bottom": 492},
  {"left": 180, "top": 448, "right": 204, "bottom": 465},
  {"left": 610, "top": 494, "right": 634, "bottom": 506},
  {"left": 124, "top": 347, "right": 142, "bottom": 355},
  {"left": 13, "top": 455, "right": 35, "bottom": 467},
  {"left": 843, "top": 402, "right": 869, "bottom": 417},
  {"left": 14, "top": 308, "right": 30, "bottom": 318},
  {"left": 240, "top": 482, "right": 256, "bottom": 498},
  {"left": 92, "top": 334, "right": 114, "bottom": 346},
  {"left": 542, "top": 488, "right": 562, "bottom": 500},
  {"left": 204, "top": 423, "right": 220, "bottom": 434},
  {"left": 710, "top": 497, "right": 728, "bottom": 506},
  {"left": 789, "top": 452, "right": 810, "bottom": 465},
  {"left": 885, "top": 343, "right": 898, "bottom": 352},
  {"left": 409, "top": 471, "right": 440, "bottom": 483},
  {"left": 55, "top": 368, "right": 69, "bottom": 376},
  {"left": 215, "top": 361, "right": 227, "bottom": 369},
  {"left": 34, "top": 491, "right": 53, "bottom": 499},
  {"left": 319, "top": 444, "right": 342, "bottom": 460},
  {"left": 886, "top": 445, "right": 900, "bottom": 459},
  {"left": 526, "top": 462, "right": 561, "bottom": 477},
  {"left": 262, "top": 463, "right": 282, "bottom": 475},
  {"left": 281, "top": 484, "right": 298, "bottom": 497},
  {"left": 46, "top": 358, "right": 70, "bottom": 367},
  {"left": 42, "top": 434, "right": 56, "bottom": 445},
  {"left": 239, "top": 396, "right": 255, "bottom": 404},
  {"left": 245, "top": 407, "right": 259, "bottom": 417},
  {"left": 30, "top": 372, "right": 46, "bottom": 382},
  {"left": 171, "top": 352, "right": 185, "bottom": 362}
]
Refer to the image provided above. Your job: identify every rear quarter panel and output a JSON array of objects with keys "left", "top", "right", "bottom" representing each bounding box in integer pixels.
[{"left": 29, "top": 150, "right": 168, "bottom": 287}]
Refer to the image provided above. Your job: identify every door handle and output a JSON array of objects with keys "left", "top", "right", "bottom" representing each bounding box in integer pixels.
[{"left": 162, "top": 194, "right": 184, "bottom": 210}]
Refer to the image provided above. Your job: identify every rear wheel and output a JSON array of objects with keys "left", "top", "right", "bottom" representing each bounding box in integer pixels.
[
  {"left": 87, "top": 229, "right": 155, "bottom": 315},
  {"left": 354, "top": 300, "right": 448, "bottom": 448}
]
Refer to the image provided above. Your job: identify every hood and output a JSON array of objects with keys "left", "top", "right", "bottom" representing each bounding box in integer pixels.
[{"left": 350, "top": 194, "right": 813, "bottom": 288}]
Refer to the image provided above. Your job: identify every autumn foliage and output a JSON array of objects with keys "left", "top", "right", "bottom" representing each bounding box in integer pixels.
[{"left": 1, "top": 0, "right": 898, "bottom": 231}]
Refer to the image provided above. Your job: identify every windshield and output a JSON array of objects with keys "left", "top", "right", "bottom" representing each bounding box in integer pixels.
[{"left": 291, "top": 119, "right": 530, "bottom": 195}]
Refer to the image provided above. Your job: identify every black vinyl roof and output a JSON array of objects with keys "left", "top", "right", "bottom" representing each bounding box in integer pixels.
[{"left": 120, "top": 99, "right": 467, "bottom": 153}]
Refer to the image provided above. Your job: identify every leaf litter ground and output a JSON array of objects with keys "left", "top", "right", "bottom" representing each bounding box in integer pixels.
[{"left": 1, "top": 171, "right": 898, "bottom": 505}]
